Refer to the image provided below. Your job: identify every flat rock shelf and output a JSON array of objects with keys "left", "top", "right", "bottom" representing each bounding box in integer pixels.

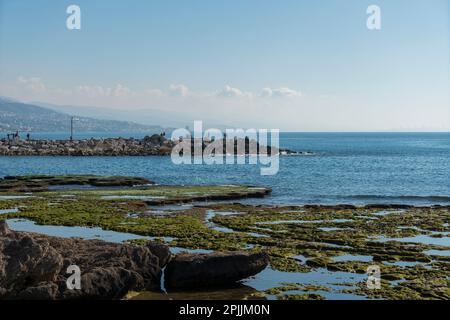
[{"left": 0, "top": 175, "right": 449, "bottom": 300}]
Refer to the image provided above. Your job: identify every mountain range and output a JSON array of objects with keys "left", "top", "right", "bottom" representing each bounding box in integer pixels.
[
  {"left": 0, "top": 97, "right": 165, "bottom": 134},
  {"left": 34, "top": 102, "right": 234, "bottom": 130}
]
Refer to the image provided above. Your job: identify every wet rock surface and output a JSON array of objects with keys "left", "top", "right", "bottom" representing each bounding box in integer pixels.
[
  {"left": 0, "top": 175, "right": 153, "bottom": 193},
  {"left": 165, "top": 251, "right": 269, "bottom": 289},
  {"left": 0, "top": 220, "right": 169, "bottom": 299}
]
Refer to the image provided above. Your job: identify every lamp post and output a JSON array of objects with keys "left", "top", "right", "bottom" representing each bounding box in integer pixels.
[{"left": 70, "top": 117, "right": 79, "bottom": 141}]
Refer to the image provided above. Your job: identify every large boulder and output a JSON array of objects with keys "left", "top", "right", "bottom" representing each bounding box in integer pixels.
[
  {"left": 0, "top": 221, "right": 171, "bottom": 300},
  {"left": 0, "top": 232, "right": 64, "bottom": 299},
  {"left": 143, "top": 134, "right": 166, "bottom": 146},
  {"left": 164, "top": 251, "right": 269, "bottom": 289},
  {"left": 61, "top": 267, "right": 145, "bottom": 300}
]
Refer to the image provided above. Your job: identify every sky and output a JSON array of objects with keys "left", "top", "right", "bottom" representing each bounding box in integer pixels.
[{"left": 0, "top": 0, "right": 449, "bottom": 131}]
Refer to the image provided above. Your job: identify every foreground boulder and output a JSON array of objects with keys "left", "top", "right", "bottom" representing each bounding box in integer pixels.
[
  {"left": 164, "top": 252, "right": 269, "bottom": 289},
  {"left": 0, "top": 220, "right": 170, "bottom": 299}
]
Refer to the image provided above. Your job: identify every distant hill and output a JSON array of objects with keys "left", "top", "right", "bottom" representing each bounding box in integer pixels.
[
  {"left": 34, "top": 102, "right": 236, "bottom": 131},
  {"left": 0, "top": 97, "right": 164, "bottom": 134},
  {"left": 34, "top": 102, "right": 188, "bottom": 129}
]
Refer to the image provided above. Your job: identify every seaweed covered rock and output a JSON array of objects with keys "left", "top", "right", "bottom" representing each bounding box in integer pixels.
[
  {"left": 164, "top": 251, "right": 269, "bottom": 289},
  {"left": 0, "top": 175, "right": 153, "bottom": 193}
]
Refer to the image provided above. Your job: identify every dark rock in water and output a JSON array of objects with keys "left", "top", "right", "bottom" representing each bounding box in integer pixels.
[
  {"left": 0, "top": 220, "right": 170, "bottom": 300},
  {"left": 333, "top": 204, "right": 358, "bottom": 210},
  {"left": 129, "top": 284, "right": 266, "bottom": 300},
  {"left": 365, "top": 204, "right": 414, "bottom": 209},
  {"left": 365, "top": 204, "right": 393, "bottom": 209},
  {"left": 0, "top": 175, "right": 153, "bottom": 193},
  {"left": 143, "top": 134, "right": 166, "bottom": 146},
  {"left": 62, "top": 267, "right": 145, "bottom": 300},
  {"left": 164, "top": 251, "right": 269, "bottom": 289}
]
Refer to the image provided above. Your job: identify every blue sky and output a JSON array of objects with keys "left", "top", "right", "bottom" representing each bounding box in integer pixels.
[{"left": 0, "top": 0, "right": 449, "bottom": 131}]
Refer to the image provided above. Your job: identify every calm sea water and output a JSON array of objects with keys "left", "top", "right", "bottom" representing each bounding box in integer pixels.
[{"left": 1, "top": 132, "right": 449, "bottom": 205}]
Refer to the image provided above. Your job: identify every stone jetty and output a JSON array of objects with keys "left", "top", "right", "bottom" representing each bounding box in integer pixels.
[
  {"left": 0, "top": 134, "right": 174, "bottom": 156},
  {"left": 0, "top": 134, "right": 305, "bottom": 156}
]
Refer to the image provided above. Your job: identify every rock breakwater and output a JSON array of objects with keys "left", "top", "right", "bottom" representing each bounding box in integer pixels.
[{"left": 0, "top": 134, "right": 305, "bottom": 156}]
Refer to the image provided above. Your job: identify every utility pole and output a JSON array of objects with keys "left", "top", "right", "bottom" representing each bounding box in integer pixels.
[{"left": 70, "top": 117, "right": 79, "bottom": 141}]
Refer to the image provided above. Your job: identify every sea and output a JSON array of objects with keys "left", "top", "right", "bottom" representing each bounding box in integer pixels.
[{"left": 1, "top": 132, "right": 449, "bottom": 206}]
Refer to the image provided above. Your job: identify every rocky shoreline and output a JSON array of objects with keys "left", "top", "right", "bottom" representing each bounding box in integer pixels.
[
  {"left": 0, "top": 135, "right": 174, "bottom": 156},
  {"left": 1, "top": 175, "right": 448, "bottom": 300},
  {"left": 0, "top": 221, "right": 268, "bottom": 300},
  {"left": 0, "top": 175, "right": 273, "bottom": 300},
  {"left": 0, "top": 134, "right": 306, "bottom": 156}
]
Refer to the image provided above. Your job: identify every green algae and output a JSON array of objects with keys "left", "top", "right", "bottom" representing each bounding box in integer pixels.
[
  {"left": 0, "top": 175, "right": 152, "bottom": 193},
  {"left": 265, "top": 283, "right": 331, "bottom": 295},
  {"left": 1, "top": 175, "right": 449, "bottom": 300},
  {"left": 341, "top": 276, "right": 450, "bottom": 300},
  {"left": 277, "top": 293, "right": 325, "bottom": 300}
]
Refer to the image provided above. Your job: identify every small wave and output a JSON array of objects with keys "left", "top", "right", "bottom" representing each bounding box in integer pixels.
[{"left": 337, "top": 195, "right": 450, "bottom": 202}]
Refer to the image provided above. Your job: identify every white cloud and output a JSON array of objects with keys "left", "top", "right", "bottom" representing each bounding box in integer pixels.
[
  {"left": 17, "top": 76, "right": 46, "bottom": 93},
  {"left": 261, "top": 87, "right": 302, "bottom": 98},
  {"left": 169, "top": 84, "right": 190, "bottom": 97},
  {"left": 216, "top": 85, "right": 251, "bottom": 98},
  {"left": 11, "top": 78, "right": 302, "bottom": 102},
  {"left": 74, "top": 84, "right": 134, "bottom": 98}
]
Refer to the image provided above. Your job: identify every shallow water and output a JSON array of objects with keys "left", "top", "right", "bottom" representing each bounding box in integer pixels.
[
  {"left": 0, "top": 196, "right": 32, "bottom": 200},
  {"left": 0, "top": 208, "right": 18, "bottom": 214},
  {"left": 332, "top": 254, "right": 373, "bottom": 263},
  {"left": 384, "top": 261, "right": 425, "bottom": 268},
  {"left": 5, "top": 218, "right": 175, "bottom": 243},
  {"left": 424, "top": 249, "right": 450, "bottom": 257},
  {"left": 377, "top": 234, "right": 450, "bottom": 246},
  {"left": 5, "top": 218, "right": 218, "bottom": 256},
  {"left": 101, "top": 195, "right": 167, "bottom": 200},
  {"left": 242, "top": 267, "right": 367, "bottom": 300},
  {"left": 248, "top": 232, "right": 270, "bottom": 238},
  {"left": 256, "top": 219, "right": 352, "bottom": 225},
  {"left": 205, "top": 210, "right": 241, "bottom": 233},
  {"left": 170, "top": 247, "right": 214, "bottom": 254},
  {"left": 372, "top": 210, "right": 406, "bottom": 216},
  {"left": 150, "top": 203, "right": 194, "bottom": 212},
  {"left": 319, "top": 227, "right": 349, "bottom": 232}
]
